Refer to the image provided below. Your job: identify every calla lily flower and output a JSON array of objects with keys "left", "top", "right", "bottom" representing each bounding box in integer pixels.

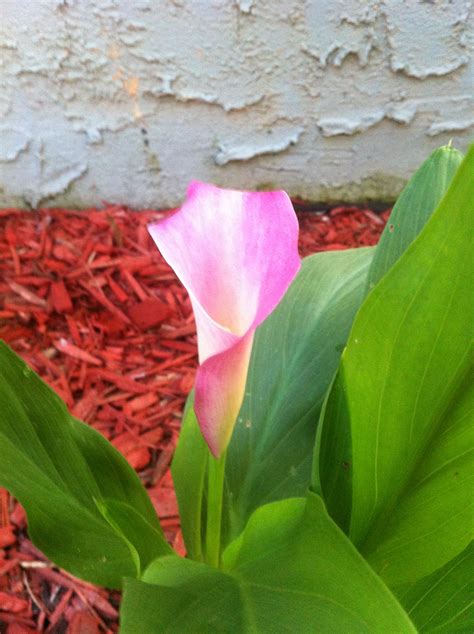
[{"left": 148, "top": 182, "right": 300, "bottom": 457}]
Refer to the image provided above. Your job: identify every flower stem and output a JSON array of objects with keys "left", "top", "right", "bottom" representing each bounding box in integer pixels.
[{"left": 205, "top": 451, "right": 226, "bottom": 568}]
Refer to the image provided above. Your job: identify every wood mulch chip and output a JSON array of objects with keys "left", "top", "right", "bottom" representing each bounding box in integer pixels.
[{"left": 0, "top": 203, "right": 389, "bottom": 633}]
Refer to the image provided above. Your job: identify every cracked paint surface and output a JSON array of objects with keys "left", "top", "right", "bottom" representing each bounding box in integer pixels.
[{"left": 0, "top": 0, "right": 472, "bottom": 208}]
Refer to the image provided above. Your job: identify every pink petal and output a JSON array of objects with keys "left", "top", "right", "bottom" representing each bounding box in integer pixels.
[
  {"left": 195, "top": 330, "right": 254, "bottom": 457},
  {"left": 148, "top": 181, "right": 300, "bottom": 456}
]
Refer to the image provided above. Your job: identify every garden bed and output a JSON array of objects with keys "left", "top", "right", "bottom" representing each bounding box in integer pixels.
[{"left": 0, "top": 203, "right": 388, "bottom": 633}]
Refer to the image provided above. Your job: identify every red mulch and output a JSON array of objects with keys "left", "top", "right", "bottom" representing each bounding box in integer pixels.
[{"left": 0, "top": 203, "right": 389, "bottom": 633}]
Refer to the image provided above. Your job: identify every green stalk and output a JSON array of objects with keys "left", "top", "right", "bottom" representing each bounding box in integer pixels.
[{"left": 205, "top": 451, "right": 227, "bottom": 568}]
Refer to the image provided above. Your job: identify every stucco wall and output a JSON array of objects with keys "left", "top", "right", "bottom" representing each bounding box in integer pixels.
[{"left": 0, "top": 0, "right": 472, "bottom": 208}]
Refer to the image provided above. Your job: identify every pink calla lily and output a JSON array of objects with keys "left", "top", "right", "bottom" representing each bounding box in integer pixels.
[{"left": 148, "top": 181, "right": 300, "bottom": 457}]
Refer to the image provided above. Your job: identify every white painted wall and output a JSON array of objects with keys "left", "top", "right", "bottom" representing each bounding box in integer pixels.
[{"left": 0, "top": 0, "right": 472, "bottom": 208}]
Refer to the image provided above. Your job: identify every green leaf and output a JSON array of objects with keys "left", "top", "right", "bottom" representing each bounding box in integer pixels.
[
  {"left": 366, "top": 144, "right": 463, "bottom": 292},
  {"left": 122, "top": 557, "right": 244, "bottom": 633},
  {"left": 396, "top": 542, "right": 474, "bottom": 632},
  {"left": 224, "top": 247, "right": 374, "bottom": 542},
  {"left": 172, "top": 248, "right": 374, "bottom": 558},
  {"left": 171, "top": 393, "right": 208, "bottom": 561},
  {"left": 96, "top": 498, "right": 174, "bottom": 576},
  {"left": 316, "top": 146, "right": 474, "bottom": 587},
  {"left": 314, "top": 144, "right": 464, "bottom": 535},
  {"left": 120, "top": 494, "right": 415, "bottom": 633},
  {"left": 0, "top": 341, "right": 171, "bottom": 588}
]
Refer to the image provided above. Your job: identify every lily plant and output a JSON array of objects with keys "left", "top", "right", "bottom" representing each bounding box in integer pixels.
[
  {"left": 0, "top": 144, "right": 472, "bottom": 633},
  {"left": 149, "top": 182, "right": 300, "bottom": 567}
]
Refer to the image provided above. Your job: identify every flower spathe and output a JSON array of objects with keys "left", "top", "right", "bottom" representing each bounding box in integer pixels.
[{"left": 148, "top": 182, "right": 300, "bottom": 457}]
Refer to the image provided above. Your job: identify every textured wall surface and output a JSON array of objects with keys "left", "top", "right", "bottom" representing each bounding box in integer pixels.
[{"left": 0, "top": 0, "right": 473, "bottom": 208}]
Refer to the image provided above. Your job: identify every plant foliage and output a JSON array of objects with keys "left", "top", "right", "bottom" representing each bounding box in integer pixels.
[{"left": 0, "top": 144, "right": 471, "bottom": 631}]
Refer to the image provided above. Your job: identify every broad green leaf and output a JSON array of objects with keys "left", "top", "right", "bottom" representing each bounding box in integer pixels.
[
  {"left": 96, "top": 498, "right": 174, "bottom": 576},
  {"left": 120, "top": 494, "right": 415, "bottom": 633},
  {"left": 366, "top": 144, "right": 463, "bottom": 292},
  {"left": 172, "top": 248, "right": 374, "bottom": 557},
  {"left": 122, "top": 557, "right": 244, "bottom": 633},
  {"left": 316, "top": 146, "right": 474, "bottom": 587},
  {"left": 365, "top": 373, "right": 474, "bottom": 586},
  {"left": 312, "top": 373, "right": 352, "bottom": 532},
  {"left": 224, "top": 248, "right": 373, "bottom": 543},
  {"left": 171, "top": 393, "right": 208, "bottom": 561},
  {"left": 314, "top": 144, "right": 464, "bottom": 534},
  {"left": 396, "top": 542, "right": 474, "bottom": 632},
  {"left": 0, "top": 342, "right": 171, "bottom": 588}
]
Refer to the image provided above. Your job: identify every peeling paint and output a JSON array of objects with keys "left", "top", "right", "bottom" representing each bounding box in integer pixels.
[
  {"left": 145, "top": 86, "right": 266, "bottom": 113},
  {"left": 85, "top": 128, "right": 103, "bottom": 144},
  {"left": 0, "top": 128, "right": 31, "bottom": 162},
  {"left": 0, "top": 0, "right": 472, "bottom": 208},
  {"left": 317, "top": 112, "right": 385, "bottom": 137},
  {"left": 215, "top": 128, "right": 303, "bottom": 165},
  {"left": 316, "top": 102, "right": 419, "bottom": 137},
  {"left": 427, "top": 118, "right": 474, "bottom": 136},
  {"left": 303, "top": 1, "right": 380, "bottom": 67},
  {"left": 385, "top": 102, "right": 418, "bottom": 125},
  {"left": 28, "top": 161, "right": 88, "bottom": 209},
  {"left": 235, "top": 0, "right": 254, "bottom": 14},
  {"left": 385, "top": 0, "right": 471, "bottom": 79}
]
